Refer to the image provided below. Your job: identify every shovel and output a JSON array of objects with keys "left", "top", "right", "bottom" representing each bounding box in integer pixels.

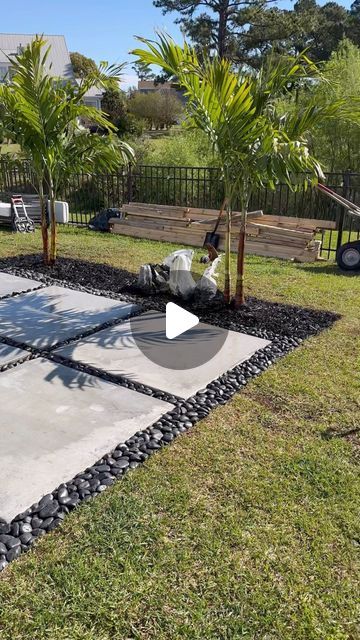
[{"left": 203, "top": 198, "right": 227, "bottom": 249}]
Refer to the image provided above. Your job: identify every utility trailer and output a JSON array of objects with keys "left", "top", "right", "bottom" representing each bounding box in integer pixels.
[{"left": 317, "top": 183, "right": 360, "bottom": 271}]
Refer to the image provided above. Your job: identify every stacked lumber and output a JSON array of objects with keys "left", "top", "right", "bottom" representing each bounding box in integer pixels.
[{"left": 109, "top": 202, "right": 336, "bottom": 262}]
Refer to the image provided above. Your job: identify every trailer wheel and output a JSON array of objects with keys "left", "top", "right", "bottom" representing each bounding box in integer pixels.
[{"left": 337, "top": 240, "right": 360, "bottom": 271}]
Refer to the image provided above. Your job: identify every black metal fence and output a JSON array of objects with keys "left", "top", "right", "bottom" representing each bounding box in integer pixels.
[{"left": 1, "top": 161, "right": 360, "bottom": 258}]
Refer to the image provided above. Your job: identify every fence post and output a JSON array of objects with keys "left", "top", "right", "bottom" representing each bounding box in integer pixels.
[
  {"left": 337, "top": 170, "right": 351, "bottom": 252},
  {"left": 127, "top": 164, "right": 133, "bottom": 204}
]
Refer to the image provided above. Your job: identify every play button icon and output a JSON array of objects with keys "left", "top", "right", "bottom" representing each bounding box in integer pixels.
[{"left": 166, "top": 302, "right": 199, "bottom": 339}]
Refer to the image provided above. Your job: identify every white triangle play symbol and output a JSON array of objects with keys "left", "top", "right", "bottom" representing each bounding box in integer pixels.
[{"left": 166, "top": 302, "right": 199, "bottom": 340}]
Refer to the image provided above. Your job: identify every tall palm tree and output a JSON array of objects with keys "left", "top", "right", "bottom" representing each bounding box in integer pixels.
[
  {"left": 132, "top": 35, "right": 345, "bottom": 305},
  {"left": 0, "top": 36, "right": 134, "bottom": 264}
]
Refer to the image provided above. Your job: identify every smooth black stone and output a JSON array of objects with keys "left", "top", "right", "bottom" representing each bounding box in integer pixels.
[
  {"left": 0, "top": 534, "right": 20, "bottom": 549},
  {"left": 150, "top": 429, "right": 163, "bottom": 440},
  {"left": 94, "top": 464, "right": 110, "bottom": 472},
  {"left": 31, "top": 517, "right": 43, "bottom": 529},
  {"left": 114, "top": 458, "right": 130, "bottom": 470},
  {"left": 6, "top": 546, "right": 21, "bottom": 562},
  {"left": 39, "top": 494, "right": 54, "bottom": 508},
  {"left": 0, "top": 523, "right": 10, "bottom": 535},
  {"left": 19, "top": 523, "right": 33, "bottom": 534},
  {"left": 129, "top": 453, "right": 142, "bottom": 462},
  {"left": 77, "top": 480, "right": 90, "bottom": 491},
  {"left": 57, "top": 486, "right": 69, "bottom": 501},
  {"left": 97, "top": 485, "right": 107, "bottom": 492},
  {"left": 40, "top": 517, "right": 54, "bottom": 530},
  {"left": 39, "top": 501, "right": 59, "bottom": 519},
  {"left": 47, "top": 518, "right": 62, "bottom": 532},
  {"left": 100, "top": 477, "right": 114, "bottom": 486},
  {"left": 20, "top": 533, "right": 33, "bottom": 545},
  {"left": 10, "top": 522, "right": 20, "bottom": 537},
  {"left": 13, "top": 509, "right": 31, "bottom": 521},
  {"left": 58, "top": 495, "right": 73, "bottom": 506},
  {"left": 0, "top": 557, "right": 8, "bottom": 571},
  {"left": 31, "top": 528, "right": 46, "bottom": 538},
  {"left": 0, "top": 543, "right": 7, "bottom": 555},
  {"left": 67, "top": 496, "right": 80, "bottom": 508},
  {"left": 147, "top": 440, "right": 161, "bottom": 450}
]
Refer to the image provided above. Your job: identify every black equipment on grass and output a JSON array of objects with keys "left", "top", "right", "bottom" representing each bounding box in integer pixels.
[
  {"left": 317, "top": 184, "right": 360, "bottom": 271},
  {"left": 11, "top": 195, "right": 35, "bottom": 233}
]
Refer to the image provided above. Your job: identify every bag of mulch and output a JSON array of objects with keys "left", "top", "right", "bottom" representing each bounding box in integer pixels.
[
  {"left": 163, "top": 249, "right": 196, "bottom": 298},
  {"left": 195, "top": 255, "right": 222, "bottom": 300}
]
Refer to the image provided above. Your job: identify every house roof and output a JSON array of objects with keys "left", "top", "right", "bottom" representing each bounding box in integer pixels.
[
  {"left": 76, "top": 79, "right": 103, "bottom": 99},
  {"left": 0, "top": 33, "right": 74, "bottom": 81}
]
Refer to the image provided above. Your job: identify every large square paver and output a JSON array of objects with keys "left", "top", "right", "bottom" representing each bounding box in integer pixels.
[
  {"left": 0, "top": 285, "right": 139, "bottom": 349},
  {"left": 0, "top": 343, "right": 29, "bottom": 368},
  {"left": 0, "top": 271, "right": 42, "bottom": 298},
  {"left": 55, "top": 310, "right": 270, "bottom": 399},
  {"left": 0, "top": 358, "right": 173, "bottom": 522}
]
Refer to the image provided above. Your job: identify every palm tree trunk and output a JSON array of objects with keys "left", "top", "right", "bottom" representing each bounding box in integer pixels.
[
  {"left": 38, "top": 182, "right": 49, "bottom": 265},
  {"left": 224, "top": 201, "right": 231, "bottom": 304},
  {"left": 49, "top": 187, "right": 57, "bottom": 265},
  {"left": 234, "top": 206, "right": 247, "bottom": 307}
]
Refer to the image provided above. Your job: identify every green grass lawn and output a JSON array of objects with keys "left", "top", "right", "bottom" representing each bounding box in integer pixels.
[{"left": 0, "top": 227, "right": 359, "bottom": 640}]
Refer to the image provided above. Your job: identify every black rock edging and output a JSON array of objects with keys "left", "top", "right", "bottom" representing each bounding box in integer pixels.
[
  {"left": 48, "top": 352, "right": 182, "bottom": 405},
  {"left": 0, "top": 255, "right": 340, "bottom": 573},
  {"left": 0, "top": 284, "right": 45, "bottom": 302}
]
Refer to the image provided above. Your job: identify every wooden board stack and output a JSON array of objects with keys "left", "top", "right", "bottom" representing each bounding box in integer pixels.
[{"left": 109, "top": 202, "right": 337, "bottom": 262}]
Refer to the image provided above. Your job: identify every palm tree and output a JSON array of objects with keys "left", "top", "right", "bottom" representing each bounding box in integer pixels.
[
  {"left": 0, "top": 36, "right": 134, "bottom": 264},
  {"left": 132, "top": 35, "right": 345, "bottom": 306}
]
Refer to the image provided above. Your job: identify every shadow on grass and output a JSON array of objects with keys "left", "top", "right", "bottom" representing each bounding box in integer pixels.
[{"left": 295, "top": 262, "right": 360, "bottom": 277}]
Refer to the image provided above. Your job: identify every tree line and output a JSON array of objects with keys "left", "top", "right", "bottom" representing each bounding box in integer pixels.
[{"left": 153, "top": 0, "right": 360, "bottom": 67}]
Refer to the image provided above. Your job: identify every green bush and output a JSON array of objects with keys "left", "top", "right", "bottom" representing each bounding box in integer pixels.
[{"left": 131, "top": 129, "right": 218, "bottom": 167}]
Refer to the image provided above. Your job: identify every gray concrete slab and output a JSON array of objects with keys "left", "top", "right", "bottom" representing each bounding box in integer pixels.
[
  {"left": 0, "top": 271, "right": 42, "bottom": 298},
  {"left": 0, "top": 286, "right": 139, "bottom": 349},
  {"left": 55, "top": 310, "right": 270, "bottom": 399},
  {"left": 0, "top": 358, "right": 173, "bottom": 522},
  {"left": 0, "top": 343, "right": 29, "bottom": 368}
]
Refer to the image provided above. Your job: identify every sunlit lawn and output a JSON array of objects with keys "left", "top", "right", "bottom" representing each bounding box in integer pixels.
[{"left": 0, "top": 226, "right": 359, "bottom": 640}]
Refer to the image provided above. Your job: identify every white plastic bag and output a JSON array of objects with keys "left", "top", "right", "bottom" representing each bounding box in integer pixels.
[
  {"left": 163, "top": 249, "right": 196, "bottom": 298},
  {"left": 195, "top": 255, "right": 222, "bottom": 299}
]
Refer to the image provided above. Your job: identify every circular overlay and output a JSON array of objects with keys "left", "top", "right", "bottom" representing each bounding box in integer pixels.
[{"left": 130, "top": 270, "right": 228, "bottom": 371}]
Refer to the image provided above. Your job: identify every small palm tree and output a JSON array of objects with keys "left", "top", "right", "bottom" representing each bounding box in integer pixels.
[
  {"left": 132, "top": 35, "right": 345, "bottom": 306},
  {"left": 0, "top": 36, "right": 134, "bottom": 264}
]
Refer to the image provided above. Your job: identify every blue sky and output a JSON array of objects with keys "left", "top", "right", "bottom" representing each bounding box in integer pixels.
[
  {"left": 1, "top": 0, "right": 183, "bottom": 88},
  {"left": 2, "top": 0, "right": 353, "bottom": 87}
]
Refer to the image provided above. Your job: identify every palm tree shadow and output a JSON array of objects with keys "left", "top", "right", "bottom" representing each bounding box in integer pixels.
[
  {"left": 51, "top": 310, "right": 220, "bottom": 388},
  {"left": 0, "top": 287, "right": 140, "bottom": 390}
]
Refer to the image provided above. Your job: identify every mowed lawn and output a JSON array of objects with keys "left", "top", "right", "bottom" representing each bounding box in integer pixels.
[{"left": 0, "top": 227, "right": 359, "bottom": 640}]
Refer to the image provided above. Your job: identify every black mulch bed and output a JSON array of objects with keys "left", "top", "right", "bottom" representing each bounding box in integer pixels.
[
  {"left": 0, "top": 253, "right": 339, "bottom": 339},
  {"left": 0, "top": 254, "right": 340, "bottom": 573}
]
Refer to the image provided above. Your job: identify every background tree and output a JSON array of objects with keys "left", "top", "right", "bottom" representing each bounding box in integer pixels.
[
  {"left": 132, "top": 60, "right": 155, "bottom": 81},
  {"left": 282, "top": 39, "right": 360, "bottom": 172},
  {"left": 70, "top": 51, "right": 98, "bottom": 77},
  {"left": 154, "top": 0, "right": 360, "bottom": 67},
  {"left": 0, "top": 37, "right": 134, "bottom": 264},
  {"left": 133, "top": 34, "right": 348, "bottom": 306},
  {"left": 101, "top": 86, "right": 127, "bottom": 124},
  {"left": 153, "top": 0, "right": 273, "bottom": 60},
  {"left": 129, "top": 89, "right": 183, "bottom": 129}
]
